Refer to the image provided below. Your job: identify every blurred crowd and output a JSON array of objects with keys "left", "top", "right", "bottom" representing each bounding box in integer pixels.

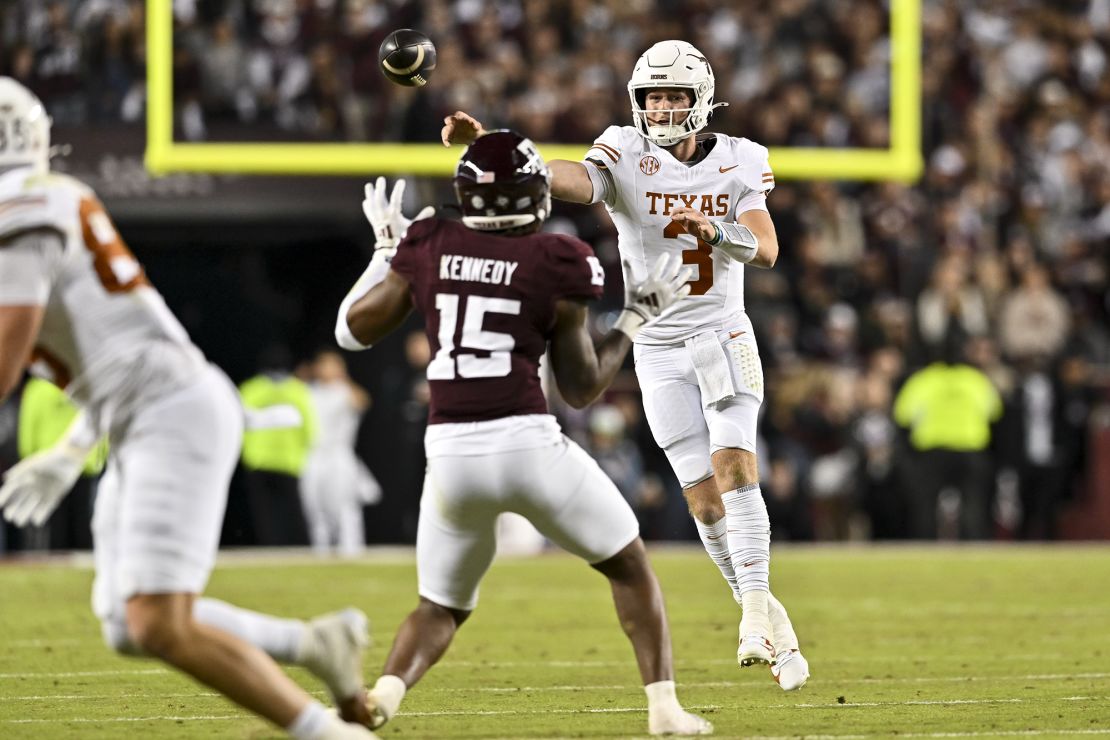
[{"left": 1, "top": 0, "right": 1108, "bottom": 544}]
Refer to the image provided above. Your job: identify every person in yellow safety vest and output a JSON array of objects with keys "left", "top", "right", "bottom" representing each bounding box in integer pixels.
[
  {"left": 893, "top": 335, "right": 1003, "bottom": 540},
  {"left": 239, "top": 357, "right": 318, "bottom": 547},
  {"left": 18, "top": 377, "right": 108, "bottom": 550}
]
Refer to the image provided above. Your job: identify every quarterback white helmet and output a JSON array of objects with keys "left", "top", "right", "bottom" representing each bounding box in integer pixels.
[
  {"left": 627, "top": 40, "right": 727, "bottom": 147},
  {"left": 0, "top": 76, "right": 51, "bottom": 174}
]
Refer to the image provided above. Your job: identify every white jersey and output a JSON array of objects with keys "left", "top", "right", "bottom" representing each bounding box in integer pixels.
[
  {"left": 585, "top": 126, "right": 774, "bottom": 345},
  {"left": 0, "top": 166, "right": 205, "bottom": 434}
]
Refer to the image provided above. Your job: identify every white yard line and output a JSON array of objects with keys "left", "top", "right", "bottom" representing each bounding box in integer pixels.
[
  {"left": 7, "top": 638, "right": 84, "bottom": 648},
  {"left": 3, "top": 670, "right": 1110, "bottom": 688},
  {"left": 0, "top": 668, "right": 167, "bottom": 679},
  {"left": 746, "top": 733, "right": 1110, "bottom": 739},
  {"left": 4, "top": 715, "right": 242, "bottom": 724},
  {"left": 2, "top": 706, "right": 719, "bottom": 724}
]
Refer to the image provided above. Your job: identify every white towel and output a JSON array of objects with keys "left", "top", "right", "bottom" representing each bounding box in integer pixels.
[{"left": 686, "top": 331, "right": 738, "bottom": 408}]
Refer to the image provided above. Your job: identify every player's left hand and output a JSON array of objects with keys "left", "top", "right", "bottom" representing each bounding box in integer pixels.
[
  {"left": 362, "top": 177, "right": 435, "bottom": 250},
  {"left": 669, "top": 207, "right": 717, "bottom": 243},
  {"left": 0, "top": 444, "right": 85, "bottom": 527}
]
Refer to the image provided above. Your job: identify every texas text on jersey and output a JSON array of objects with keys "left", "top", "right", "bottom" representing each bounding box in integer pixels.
[{"left": 390, "top": 217, "right": 604, "bottom": 424}]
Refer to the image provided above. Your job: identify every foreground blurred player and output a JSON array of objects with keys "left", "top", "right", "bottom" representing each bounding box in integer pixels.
[
  {"left": 335, "top": 131, "right": 711, "bottom": 736},
  {"left": 0, "top": 77, "right": 374, "bottom": 740},
  {"left": 443, "top": 40, "right": 809, "bottom": 689}
]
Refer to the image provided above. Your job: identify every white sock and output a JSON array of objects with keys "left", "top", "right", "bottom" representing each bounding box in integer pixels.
[
  {"left": 768, "top": 592, "right": 799, "bottom": 652},
  {"left": 722, "top": 483, "right": 772, "bottom": 636},
  {"left": 740, "top": 590, "right": 771, "bottom": 638},
  {"left": 370, "top": 674, "right": 406, "bottom": 720},
  {"left": 194, "top": 598, "right": 305, "bottom": 664},
  {"left": 644, "top": 679, "right": 682, "bottom": 715},
  {"left": 693, "top": 517, "right": 740, "bottom": 603},
  {"left": 286, "top": 700, "right": 329, "bottom": 740},
  {"left": 720, "top": 483, "right": 771, "bottom": 595}
]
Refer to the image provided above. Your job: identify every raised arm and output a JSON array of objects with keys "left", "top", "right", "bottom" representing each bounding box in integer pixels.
[
  {"left": 343, "top": 269, "right": 413, "bottom": 348},
  {"left": 335, "top": 177, "right": 431, "bottom": 350},
  {"left": 549, "top": 255, "right": 692, "bottom": 408},
  {"left": 441, "top": 112, "right": 594, "bottom": 204}
]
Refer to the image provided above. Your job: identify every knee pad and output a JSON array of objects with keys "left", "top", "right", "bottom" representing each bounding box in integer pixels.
[
  {"left": 707, "top": 394, "right": 761, "bottom": 456},
  {"left": 100, "top": 616, "right": 141, "bottom": 656},
  {"left": 663, "top": 433, "right": 713, "bottom": 488}
]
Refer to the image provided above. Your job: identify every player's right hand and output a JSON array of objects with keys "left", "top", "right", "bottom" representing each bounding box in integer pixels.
[
  {"left": 614, "top": 255, "right": 693, "bottom": 339},
  {"left": 441, "top": 111, "right": 485, "bottom": 147},
  {"left": 0, "top": 444, "right": 85, "bottom": 528}
]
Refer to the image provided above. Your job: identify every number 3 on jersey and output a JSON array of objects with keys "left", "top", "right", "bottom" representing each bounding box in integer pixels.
[
  {"left": 663, "top": 221, "right": 713, "bottom": 296},
  {"left": 427, "top": 293, "right": 521, "bottom": 380}
]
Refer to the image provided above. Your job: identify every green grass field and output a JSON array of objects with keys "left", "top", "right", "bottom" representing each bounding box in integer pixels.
[{"left": 2, "top": 545, "right": 1109, "bottom": 739}]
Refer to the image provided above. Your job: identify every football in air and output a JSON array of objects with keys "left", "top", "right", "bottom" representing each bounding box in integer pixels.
[{"left": 379, "top": 29, "right": 437, "bottom": 87}]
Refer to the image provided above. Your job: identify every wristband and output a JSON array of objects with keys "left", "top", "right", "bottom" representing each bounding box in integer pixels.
[
  {"left": 612, "top": 309, "right": 646, "bottom": 340},
  {"left": 708, "top": 222, "right": 723, "bottom": 246}
]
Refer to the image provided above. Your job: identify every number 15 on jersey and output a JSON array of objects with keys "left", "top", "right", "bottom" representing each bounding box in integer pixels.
[{"left": 427, "top": 293, "right": 521, "bottom": 380}]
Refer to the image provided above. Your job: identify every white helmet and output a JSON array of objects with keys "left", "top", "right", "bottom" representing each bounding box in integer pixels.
[
  {"left": 627, "top": 40, "right": 727, "bottom": 147},
  {"left": 0, "top": 77, "right": 51, "bottom": 174}
]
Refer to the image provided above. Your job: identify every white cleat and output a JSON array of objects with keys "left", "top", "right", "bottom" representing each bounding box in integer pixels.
[
  {"left": 301, "top": 608, "right": 370, "bottom": 703},
  {"left": 648, "top": 708, "right": 714, "bottom": 736},
  {"left": 737, "top": 633, "right": 775, "bottom": 668},
  {"left": 770, "top": 648, "right": 809, "bottom": 691}
]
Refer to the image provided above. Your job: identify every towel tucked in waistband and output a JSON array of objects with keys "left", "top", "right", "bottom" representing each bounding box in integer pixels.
[{"left": 685, "top": 331, "right": 738, "bottom": 409}]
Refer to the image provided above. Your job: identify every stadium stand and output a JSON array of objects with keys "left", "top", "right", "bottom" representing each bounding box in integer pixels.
[{"left": 1, "top": 0, "right": 1107, "bottom": 543}]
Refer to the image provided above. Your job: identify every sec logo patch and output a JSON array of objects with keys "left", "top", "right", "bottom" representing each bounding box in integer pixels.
[{"left": 639, "top": 155, "right": 660, "bottom": 175}]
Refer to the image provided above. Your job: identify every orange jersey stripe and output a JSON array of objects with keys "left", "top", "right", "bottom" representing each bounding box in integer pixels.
[{"left": 591, "top": 142, "right": 620, "bottom": 163}]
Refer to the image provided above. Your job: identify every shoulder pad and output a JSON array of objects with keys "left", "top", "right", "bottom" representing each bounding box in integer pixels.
[{"left": 0, "top": 172, "right": 84, "bottom": 242}]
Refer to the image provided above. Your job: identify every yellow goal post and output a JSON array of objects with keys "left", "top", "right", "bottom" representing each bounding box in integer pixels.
[{"left": 144, "top": 0, "right": 921, "bottom": 182}]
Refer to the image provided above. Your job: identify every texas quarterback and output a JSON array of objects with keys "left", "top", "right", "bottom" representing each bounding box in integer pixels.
[{"left": 442, "top": 40, "right": 810, "bottom": 690}]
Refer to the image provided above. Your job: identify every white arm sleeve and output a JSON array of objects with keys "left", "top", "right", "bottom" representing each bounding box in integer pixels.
[
  {"left": 582, "top": 160, "right": 615, "bottom": 205},
  {"left": 334, "top": 250, "right": 393, "bottom": 351},
  {"left": 0, "top": 229, "right": 61, "bottom": 306}
]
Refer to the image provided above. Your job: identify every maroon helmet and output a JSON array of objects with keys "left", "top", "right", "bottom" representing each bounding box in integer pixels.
[{"left": 454, "top": 130, "right": 551, "bottom": 235}]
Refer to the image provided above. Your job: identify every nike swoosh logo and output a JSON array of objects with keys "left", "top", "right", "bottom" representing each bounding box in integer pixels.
[
  {"left": 729, "top": 330, "right": 746, "bottom": 339},
  {"left": 720, "top": 164, "right": 740, "bottom": 173},
  {"left": 742, "top": 561, "right": 756, "bottom": 568}
]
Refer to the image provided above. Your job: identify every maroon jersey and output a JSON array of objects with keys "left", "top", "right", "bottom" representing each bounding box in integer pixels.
[{"left": 390, "top": 218, "right": 604, "bottom": 424}]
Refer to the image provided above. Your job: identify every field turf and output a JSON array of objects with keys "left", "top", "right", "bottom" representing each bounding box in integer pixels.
[{"left": 1, "top": 545, "right": 1108, "bottom": 739}]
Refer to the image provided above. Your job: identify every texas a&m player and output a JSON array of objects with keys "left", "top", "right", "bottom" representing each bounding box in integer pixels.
[
  {"left": 441, "top": 40, "right": 809, "bottom": 689},
  {"left": 0, "top": 77, "right": 376, "bottom": 740},
  {"left": 336, "top": 130, "right": 711, "bottom": 736}
]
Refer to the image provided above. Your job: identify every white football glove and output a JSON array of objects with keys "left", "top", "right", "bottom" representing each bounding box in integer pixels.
[
  {"left": 613, "top": 254, "right": 694, "bottom": 339},
  {"left": 362, "top": 177, "right": 435, "bottom": 250},
  {"left": 0, "top": 443, "right": 86, "bottom": 527}
]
